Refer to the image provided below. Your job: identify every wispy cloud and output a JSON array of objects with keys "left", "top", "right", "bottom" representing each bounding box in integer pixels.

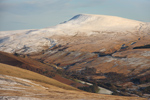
[
  {"left": 0, "top": 0, "right": 106, "bottom": 15},
  {"left": 0, "top": 0, "right": 63, "bottom": 14}
]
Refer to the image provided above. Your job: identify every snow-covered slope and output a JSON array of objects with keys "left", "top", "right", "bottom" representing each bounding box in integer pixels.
[
  {"left": 0, "top": 14, "right": 150, "bottom": 53},
  {"left": 45, "top": 14, "right": 150, "bottom": 35}
]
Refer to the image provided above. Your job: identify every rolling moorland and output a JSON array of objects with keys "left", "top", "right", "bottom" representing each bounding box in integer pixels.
[{"left": 0, "top": 14, "right": 150, "bottom": 99}]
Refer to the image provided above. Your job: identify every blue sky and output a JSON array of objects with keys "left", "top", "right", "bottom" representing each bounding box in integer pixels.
[{"left": 0, "top": 0, "right": 150, "bottom": 31}]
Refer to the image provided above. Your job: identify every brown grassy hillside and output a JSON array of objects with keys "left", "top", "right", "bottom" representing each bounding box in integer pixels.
[
  {"left": 0, "top": 51, "right": 88, "bottom": 88},
  {"left": 0, "top": 63, "right": 78, "bottom": 90},
  {"left": 0, "top": 63, "right": 146, "bottom": 100}
]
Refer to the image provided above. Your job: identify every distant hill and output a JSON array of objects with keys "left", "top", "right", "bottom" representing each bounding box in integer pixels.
[{"left": 0, "top": 14, "right": 150, "bottom": 54}]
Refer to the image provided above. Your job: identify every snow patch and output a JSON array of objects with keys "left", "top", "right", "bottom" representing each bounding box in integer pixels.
[
  {"left": 141, "top": 51, "right": 150, "bottom": 57},
  {"left": 0, "top": 96, "right": 41, "bottom": 100},
  {"left": 121, "top": 57, "right": 149, "bottom": 66}
]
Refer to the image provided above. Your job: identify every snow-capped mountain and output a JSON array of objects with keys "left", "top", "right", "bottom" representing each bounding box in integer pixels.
[{"left": 0, "top": 14, "right": 150, "bottom": 54}]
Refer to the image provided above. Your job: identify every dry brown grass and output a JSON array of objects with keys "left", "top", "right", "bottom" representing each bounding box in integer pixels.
[
  {"left": 0, "top": 63, "right": 147, "bottom": 100},
  {"left": 0, "top": 63, "right": 78, "bottom": 91},
  {"left": 0, "top": 51, "right": 54, "bottom": 70}
]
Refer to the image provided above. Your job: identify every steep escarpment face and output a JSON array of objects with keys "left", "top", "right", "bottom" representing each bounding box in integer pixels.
[{"left": 0, "top": 14, "right": 150, "bottom": 98}]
